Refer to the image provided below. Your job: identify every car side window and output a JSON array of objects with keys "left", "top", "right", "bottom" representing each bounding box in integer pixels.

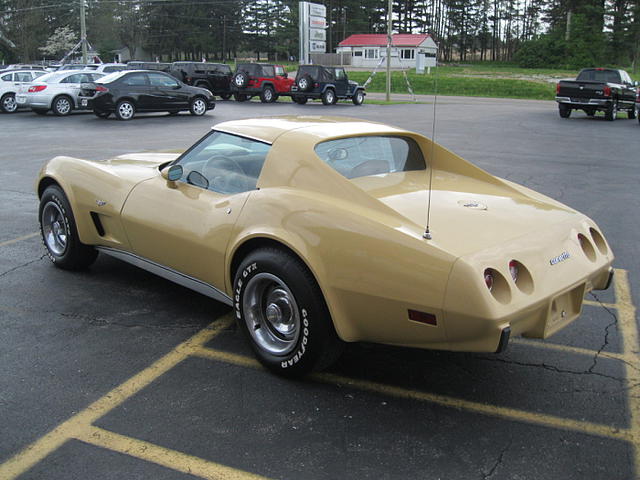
[
  {"left": 274, "top": 66, "right": 285, "bottom": 76},
  {"left": 149, "top": 73, "right": 179, "bottom": 87},
  {"left": 61, "top": 74, "right": 82, "bottom": 83},
  {"left": 315, "top": 136, "right": 426, "bottom": 180},
  {"left": 16, "top": 72, "right": 33, "bottom": 82},
  {"left": 122, "top": 73, "right": 148, "bottom": 86},
  {"left": 1, "top": 73, "right": 12, "bottom": 81},
  {"left": 175, "top": 131, "right": 270, "bottom": 195},
  {"left": 334, "top": 68, "right": 346, "bottom": 80}
]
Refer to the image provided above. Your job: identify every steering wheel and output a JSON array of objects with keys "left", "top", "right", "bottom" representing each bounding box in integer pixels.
[{"left": 202, "top": 155, "right": 249, "bottom": 194}]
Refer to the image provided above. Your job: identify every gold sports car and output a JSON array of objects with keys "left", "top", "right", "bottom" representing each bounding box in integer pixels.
[{"left": 37, "top": 116, "right": 614, "bottom": 376}]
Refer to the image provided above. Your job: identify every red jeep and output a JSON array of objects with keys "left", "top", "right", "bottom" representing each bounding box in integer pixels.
[{"left": 230, "top": 63, "right": 294, "bottom": 103}]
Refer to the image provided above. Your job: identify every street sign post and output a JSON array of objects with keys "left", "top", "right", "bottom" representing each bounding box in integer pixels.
[{"left": 299, "top": 2, "right": 326, "bottom": 64}]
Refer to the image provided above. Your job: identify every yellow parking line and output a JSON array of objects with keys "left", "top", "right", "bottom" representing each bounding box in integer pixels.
[
  {"left": 614, "top": 269, "right": 640, "bottom": 476},
  {"left": 0, "top": 232, "right": 39, "bottom": 248},
  {"left": 583, "top": 299, "right": 617, "bottom": 309},
  {"left": 191, "top": 347, "right": 632, "bottom": 443},
  {"left": 0, "top": 315, "right": 234, "bottom": 480},
  {"left": 76, "top": 426, "right": 271, "bottom": 480},
  {"left": 511, "top": 337, "right": 625, "bottom": 361}
]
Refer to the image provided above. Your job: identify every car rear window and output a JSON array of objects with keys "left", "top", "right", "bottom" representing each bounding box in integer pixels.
[
  {"left": 576, "top": 69, "right": 621, "bottom": 83},
  {"left": 314, "top": 136, "right": 426, "bottom": 179}
]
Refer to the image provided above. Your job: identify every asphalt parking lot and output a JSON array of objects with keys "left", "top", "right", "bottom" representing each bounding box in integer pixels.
[{"left": 1, "top": 97, "right": 639, "bottom": 480}]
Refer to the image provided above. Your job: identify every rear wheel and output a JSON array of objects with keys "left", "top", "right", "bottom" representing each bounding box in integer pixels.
[
  {"left": 322, "top": 88, "right": 336, "bottom": 106},
  {"left": 93, "top": 109, "right": 110, "bottom": 118},
  {"left": 558, "top": 103, "right": 570, "bottom": 118},
  {"left": 628, "top": 108, "right": 636, "bottom": 119},
  {"left": 220, "top": 93, "right": 232, "bottom": 100},
  {"left": 605, "top": 101, "right": 617, "bottom": 121},
  {"left": 1, "top": 93, "right": 17, "bottom": 113},
  {"left": 293, "top": 96, "right": 308, "bottom": 105},
  {"left": 234, "top": 248, "right": 344, "bottom": 377},
  {"left": 52, "top": 96, "right": 73, "bottom": 116},
  {"left": 260, "top": 86, "right": 275, "bottom": 103},
  {"left": 233, "top": 93, "right": 248, "bottom": 102},
  {"left": 39, "top": 185, "right": 98, "bottom": 270},
  {"left": 189, "top": 96, "right": 207, "bottom": 116},
  {"left": 115, "top": 100, "right": 135, "bottom": 120}
]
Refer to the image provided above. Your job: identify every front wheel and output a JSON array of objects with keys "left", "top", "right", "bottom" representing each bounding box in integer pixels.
[
  {"left": 260, "top": 86, "right": 275, "bottom": 103},
  {"left": 115, "top": 100, "right": 135, "bottom": 120},
  {"left": 558, "top": 103, "right": 570, "bottom": 118},
  {"left": 352, "top": 90, "right": 365, "bottom": 105},
  {"left": 39, "top": 185, "right": 98, "bottom": 270},
  {"left": 293, "top": 96, "right": 308, "bottom": 105},
  {"left": 233, "top": 93, "right": 247, "bottom": 102},
  {"left": 1, "top": 93, "right": 17, "bottom": 113},
  {"left": 52, "top": 96, "right": 73, "bottom": 116},
  {"left": 234, "top": 248, "right": 344, "bottom": 377},
  {"left": 628, "top": 108, "right": 636, "bottom": 120},
  {"left": 189, "top": 97, "right": 208, "bottom": 116}
]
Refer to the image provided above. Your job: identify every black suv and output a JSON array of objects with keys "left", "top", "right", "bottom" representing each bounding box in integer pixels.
[
  {"left": 291, "top": 65, "right": 365, "bottom": 105},
  {"left": 169, "top": 62, "right": 233, "bottom": 99}
]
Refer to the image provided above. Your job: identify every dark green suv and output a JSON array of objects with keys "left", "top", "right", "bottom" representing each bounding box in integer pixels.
[{"left": 291, "top": 65, "right": 365, "bottom": 106}]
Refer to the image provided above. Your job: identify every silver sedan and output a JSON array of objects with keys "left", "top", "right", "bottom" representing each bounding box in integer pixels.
[{"left": 16, "top": 70, "right": 104, "bottom": 116}]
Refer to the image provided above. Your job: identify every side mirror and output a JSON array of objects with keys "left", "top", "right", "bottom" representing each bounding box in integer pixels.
[{"left": 161, "top": 164, "right": 183, "bottom": 187}]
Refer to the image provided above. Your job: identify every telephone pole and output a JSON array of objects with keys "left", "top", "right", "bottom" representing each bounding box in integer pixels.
[
  {"left": 385, "top": 0, "right": 392, "bottom": 101},
  {"left": 80, "top": 0, "right": 88, "bottom": 63}
]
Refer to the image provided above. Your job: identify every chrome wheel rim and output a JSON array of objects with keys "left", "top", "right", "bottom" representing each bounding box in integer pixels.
[
  {"left": 3, "top": 95, "right": 17, "bottom": 112},
  {"left": 299, "top": 78, "right": 308, "bottom": 90},
  {"left": 56, "top": 98, "right": 71, "bottom": 115},
  {"left": 243, "top": 273, "right": 300, "bottom": 355},
  {"left": 264, "top": 89, "right": 273, "bottom": 101},
  {"left": 234, "top": 74, "right": 244, "bottom": 87},
  {"left": 41, "top": 201, "right": 68, "bottom": 256},
  {"left": 193, "top": 99, "right": 206, "bottom": 115},
  {"left": 118, "top": 102, "right": 133, "bottom": 119},
  {"left": 326, "top": 91, "right": 334, "bottom": 103}
]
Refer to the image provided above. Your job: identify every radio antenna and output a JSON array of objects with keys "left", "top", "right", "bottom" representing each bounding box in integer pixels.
[{"left": 423, "top": 54, "right": 438, "bottom": 241}]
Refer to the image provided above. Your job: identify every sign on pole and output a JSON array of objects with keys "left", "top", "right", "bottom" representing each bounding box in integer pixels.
[{"left": 299, "top": 2, "right": 326, "bottom": 64}]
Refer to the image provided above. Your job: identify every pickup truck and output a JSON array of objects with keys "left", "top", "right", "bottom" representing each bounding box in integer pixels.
[{"left": 555, "top": 68, "right": 638, "bottom": 120}]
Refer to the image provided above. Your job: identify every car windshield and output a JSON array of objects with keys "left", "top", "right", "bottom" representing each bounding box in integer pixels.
[{"left": 315, "top": 136, "right": 426, "bottom": 179}]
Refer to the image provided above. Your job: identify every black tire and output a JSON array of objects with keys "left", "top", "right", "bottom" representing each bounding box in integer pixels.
[
  {"left": 605, "top": 101, "right": 617, "bottom": 121},
  {"left": 352, "top": 89, "right": 365, "bottom": 106},
  {"left": 39, "top": 185, "right": 98, "bottom": 270},
  {"left": 1, "top": 93, "right": 17, "bottom": 113},
  {"left": 321, "top": 88, "right": 336, "bottom": 106},
  {"left": 93, "top": 109, "right": 110, "bottom": 118},
  {"left": 52, "top": 95, "right": 73, "bottom": 116},
  {"left": 558, "top": 103, "right": 570, "bottom": 118},
  {"left": 233, "top": 93, "right": 248, "bottom": 102},
  {"left": 232, "top": 72, "right": 248, "bottom": 88},
  {"left": 260, "top": 85, "right": 275, "bottom": 103},
  {"left": 585, "top": 109, "right": 595, "bottom": 117},
  {"left": 297, "top": 74, "right": 313, "bottom": 92},
  {"left": 189, "top": 96, "right": 208, "bottom": 116},
  {"left": 32, "top": 108, "right": 48, "bottom": 115},
  {"left": 220, "top": 93, "right": 232, "bottom": 100},
  {"left": 234, "top": 248, "right": 344, "bottom": 377},
  {"left": 115, "top": 100, "right": 135, "bottom": 121},
  {"left": 628, "top": 108, "right": 636, "bottom": 119},
  {"left": 293, "top": 96, "right": 308, "bottom": 105}
]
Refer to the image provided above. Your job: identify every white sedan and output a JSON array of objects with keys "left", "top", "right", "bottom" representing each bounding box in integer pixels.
[
  {"left": 0, "top": 69, "right": 47, "bottom": 113},
  {"left": 16, "top": 70, "right": 104, "bottom": 116}
]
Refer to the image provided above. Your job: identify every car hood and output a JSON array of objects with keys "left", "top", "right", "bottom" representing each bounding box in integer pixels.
[{"left": 351, "top": 170, "right": 582, "bottom": 257}]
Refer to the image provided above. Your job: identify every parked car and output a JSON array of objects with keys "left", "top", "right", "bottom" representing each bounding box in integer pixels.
[
  {"left": 93, "top": 63, "right": 127, "bottom": 74},
  {"left": 555, "top": 68, "right": 637, "bottom": 120},
  {"left": 0, "top": 64, "right": 45, "bottom": 72},
  {"left": 0, "top": 69, "right": 47, "bottom": 113},
  {"left": 291, "top": 65, "right": 366, "bottom": 105},
  {"left": 125, "top": 61, "right": 171, "bottom": 72},
  {"left": 230, "top": 63, "right": 294, "bottom": 103},
  {"left": 78, "top": 70, "right": 215, "bottom": 120},
  {"left": 169, "top": 62, "right": 233, "bottom": 99},
  {"left": 36, "top": 116, "right": 614, "bottom": 377},
  {"left": 56, "top": 64, "right": 100, "bottom": 71},
  {"left": 15, "top": 70, "right": 104, "bottom": 116}
]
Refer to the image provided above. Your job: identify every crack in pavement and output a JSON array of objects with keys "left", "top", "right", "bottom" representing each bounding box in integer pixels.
[
  {"left": 476, "top": 356, "right": 624, "bottom": 382},
  {"left": 587, "top": 292, "right": 620, "bottom": 375},
  {"left": 481, "top": 439, "right": 512, "bottom": 480},
  {"left": 0, "top": 255, "right": 46, "bottom": 279}
]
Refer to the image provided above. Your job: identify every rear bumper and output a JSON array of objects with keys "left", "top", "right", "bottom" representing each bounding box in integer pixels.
[{"left": 556, "top": 96, "right": 611, "bottom": 108}]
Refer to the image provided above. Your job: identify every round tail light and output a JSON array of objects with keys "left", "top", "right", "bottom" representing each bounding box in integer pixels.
[
  {"left": 484, "top": 269, "right": 494, "bottom": 291},
  {"left": 509, "top": 260, "right": 519, "bottom": 283}
]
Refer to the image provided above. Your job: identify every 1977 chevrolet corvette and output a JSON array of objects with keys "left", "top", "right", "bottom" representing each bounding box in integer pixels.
[{"left": 37, "top": 116, "right": 614, "bottom": 376}]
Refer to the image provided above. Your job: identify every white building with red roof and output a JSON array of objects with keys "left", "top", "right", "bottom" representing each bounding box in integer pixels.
[{"left": 337, "top": 33, "right": 437, "bottom": 69}]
